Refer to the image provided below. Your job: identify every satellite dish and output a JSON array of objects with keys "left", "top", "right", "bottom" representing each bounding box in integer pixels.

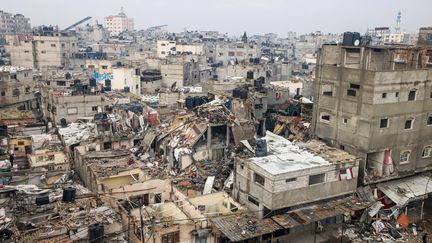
[{"left": 354, "top": 39, "right": 360, "bottom": 46}]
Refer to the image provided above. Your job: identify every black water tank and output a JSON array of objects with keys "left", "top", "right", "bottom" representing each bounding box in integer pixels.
[
  {"left": 232, "top": 88, "right": 240, "bottom": 98},
  {"left": 65, "top": 72, "right": 72, "bottom": 80},
  {"left": 105, "top": 79, "right": 111, "bottom": 87},
  {"left": 124, "top": 86, "right": 130, "bottom": 93},
  {"left": 88, "top": 223, "right": 104, "bottom": 243},
  {"left": 73, "top": 79, "right": 81, "bottom": 85},
  {"left": 343, "top": 32, "right": 354, "bottom": 46},
  {"left": 104, "top": 86, "right": 111, "bottom": 92},
  {"left": 246, "top": 71, "right": 254, "bottom": 79},
  {"left": 239, "top": 89, "right": 248, "bottom": 99},
  {"left": 60, "top": 118, "right": 67, "bottom": 128},
  {"left": 185, "top": 96, "right": 194, "bottom": 109},
  {"left": 201, "top": 96, "right": 209, "bottom": 104},
  {"left": 35, "top": 195, "right": 49, "bottom": 205},
  {"left": 75, "top": 84, "right": 83, "bottom": 91},
  {"left": 254, "top": 79, "right": 262, "bottom": 88},
  {"left": 255, "top": 139, "right": 268, "bottom": 157},
  {"left": 194, "top": 96, "right": 203, "bottom": 107},
  {"left": 352, "top": 32, "right": 361, "bottom": 45},
  {"left": 62, "top": 187, "right": 76, "bottom": 203},
  {"left": 224, "top": 99, "right": 232, "bottom": 109},
  {"left": 89, "top": 78, "right": 97, "bottom": 87}
]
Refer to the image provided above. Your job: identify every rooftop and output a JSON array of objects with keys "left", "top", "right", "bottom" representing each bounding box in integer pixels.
[
  {"left": 247, "top": 131, "right": 356, "bottom": 175},
  {"left": 0, "top": 66, "right": 31, "bottom": 73}
]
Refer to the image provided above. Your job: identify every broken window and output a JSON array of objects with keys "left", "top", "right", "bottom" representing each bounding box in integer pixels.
[
  {"left": 254, "top": 173, "right": 265, "bottom": 186},
  {"left": 380, "top": 118, "right": 389, "bottom": 128},
  {"left": 12, "top": 89, "right": 20, "bottom": 97},
  {"left": 154, "top": 193, "right": 162, "bottom": 203},
  {"left": 309, "top": 173, "right": 325, "bottom": 185},
  {"left": 322, "top": 84, "right": 333, "bottom": 96},
  {"left": 285, "top": 178, "right": 296, "bottom": 183},
  {"left": 395, "top": 92, "right": 399, "bottom": 97},
  {"left": 422, "top": 146, "right": 432, "bottom": 158},
  {"left": 92, "top": 106, "right": 98, "bottom": 112},
  {"left": 350, "top": 83, "right": 360, "bottom": 89},
  {"left": 321, "top": 113, "right": 331, "bottom": 122},
  {"left": 248, "top": 195, "right": 260, "bottom": 206},
  {"left": 400, "top": 151, "right": 410, "bottom": 164},
  {"left": 428, "top": 115, "right": 432, "bottom": 125},
  {"left": 408, "top": 90, "right": 416, "bottom": 101},
  {"left": 161, "top": 231, "right": 180, "bottom": 243},
  {"left": 103, "top": 142, "right": 112, "bottom": 150},
  {"left": 0, "top": 91, "right": 5, "bottom": 96},
  {"left": 342, "top": 118, "right": 348, "bottom": 124},
  {"left": 48, "top": 155, "right": 55, "bottom": 160},
  {"left": 404, "top": 118, "right": 414, "bottom": 129},
  {"left": 382, "top": 93, "right": 387, "bottom": 98},
  {"left": 347, "top": 89, "right": 356, "bottom": 97}
]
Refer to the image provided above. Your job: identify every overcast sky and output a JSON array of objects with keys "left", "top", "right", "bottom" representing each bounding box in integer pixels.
[{"left": 2, "top": 0, "right": 431, "bottom": 36}]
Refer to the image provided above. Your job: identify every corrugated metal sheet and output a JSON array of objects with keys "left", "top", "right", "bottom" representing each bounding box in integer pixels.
[
  {"left": 377, "top": 175, "right": 432, "bottom": 206},
  {"left": 211, "top": 214, "right": 282, "bottom": 242},
  {"left": 272, "top": 196, "right": 369, "bottom": 229}
]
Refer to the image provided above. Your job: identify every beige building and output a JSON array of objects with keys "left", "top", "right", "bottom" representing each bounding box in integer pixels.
[
  {"left": 27, "top": 149, "right": 69, "bottom": 171},
  {"left": 0, "top": 66, "right": 34, "bottom": 108},
  {"left": 312, "top": 44, "right": 432, "bottom": 185},
  {"left": 233, "top": 131, "right": 359, "bottom": 218},
  {"left": 104, "top": 9, "right": 134, "bottom": 36},
  {"left": 157, "top": 40, "right": 205, "bottom": 58},
  {"left": 6, "top": 33, "right": 78, "bottom": 69}
]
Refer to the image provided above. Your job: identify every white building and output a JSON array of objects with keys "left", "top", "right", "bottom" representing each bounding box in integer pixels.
[
  {"left": 112, "top": 67, "right": 141, "bottom": 96},
  {"left": 104, "top": 9, "right": 134, "bottom": 36}
]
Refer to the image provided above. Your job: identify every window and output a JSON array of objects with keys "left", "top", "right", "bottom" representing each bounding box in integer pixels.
[
  {"left": 321, "top": 114, "right": 330, "bottom": 121},
  {"left": 342, "top": 118, "right": 348, "bottom": 124},
  {"left": 254, "top": 173, "right": 265, "bottom": 186},
  {"left": 285, "top": 178, "right": 296, "bottom": 183},
  {"left": 323, "top": 91, "right": 333, "bottom": 96},
  {"left": 161, "top": 51, "right": 165, "bottom": 54},
  {"left": 395, "top": 92, "right": 399, "bottom": 97},
  {"left": 161, "top": 231, "right": 180, "bottom": 243},
  {"left": 430, "top": 92, "right": 432, "bottom": 99},
  {"left": 380, "top": 118, "right": 389, "bottom": 128},
  {"left": 17, "top": 141, "right": 25, "bottom": 146},
  {"left": 25, "top": 86, "right": 31, "bottom": 93},
  {"left": 404, "top": 119, "right": 414, "bottom": 129},
  {"left": 92, "top": 106, "right": 98, "bottom": 112},
  {"left": 422, "top": 146, "right": 432, "bottom": 158},
  {"left": 161, "top": 43, "right": 166, "bottom": 46},
  {"left": 154, "top": 193, "right": 162, "bottom": 203},
  {"left": 400, "top": 151, "right": 411, "bottom": 164},
  {"left": 50, "top": 44, "right": 56, "bottom": 47},
  {"left": 309, "top": 174, "right": 325, "bottom": 185},
  {"left": 248, "top": 195, "right": 259, "bottom": 206},
  {"left": 428, "top": 115, "right": 432, "bottom": 125},
  {"left": 382, "top": 93, "right": 387, "bottom": 98},
  {"left": 408, "top": 90, "right": 416, "bottom": 101},
  {"left": 347, "top": 89, "right": 356, "bottom": 97},
  {"left": 67, "top": 107, "right": 78, "bottom": 115},
  {"left": 41, "top": 51, "right": 46, "bottom": 54},
  {"left": 12, "top": 89, "right": 20, "bottom": 97},
  {"left": 350, "top": 83, "right": 361, "bottom": 89},
  {"left": 0, "top": 91, "right": 5, "bottom": 96}
]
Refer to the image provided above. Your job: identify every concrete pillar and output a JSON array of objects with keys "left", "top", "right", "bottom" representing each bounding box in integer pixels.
[{"left": 207, "top": 125, "right": 211, "bottom": 148}]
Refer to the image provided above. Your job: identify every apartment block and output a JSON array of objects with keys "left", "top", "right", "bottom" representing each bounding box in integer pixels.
[
  {"left": 0, "top": 66, "right": 34, "bottom": 108},
  {"left": 104, "top": 9, "right": 134, "bottom": 36},
  {"left": 312, "top": 43, "right": 432, "bottom": 185}
]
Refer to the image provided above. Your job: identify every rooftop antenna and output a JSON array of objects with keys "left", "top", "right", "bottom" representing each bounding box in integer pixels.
[{"left": 395, "top": 10, "right": 401, "bottom": 33}]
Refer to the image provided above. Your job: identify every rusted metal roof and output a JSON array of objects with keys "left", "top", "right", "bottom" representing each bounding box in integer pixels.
[
  {"left": 211, "top": 213, "right": 282, "bottom": 242},
  {"left": 272, "top": 196, "right": 369, "bottom": 229}
]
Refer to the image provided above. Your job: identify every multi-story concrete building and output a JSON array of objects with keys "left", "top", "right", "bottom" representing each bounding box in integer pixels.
[
  {"left": 207, "top": 42, "right": 260, "bottom": 64},
  {"left": 156, "top": 40, "right": 205, "bottom": 59},
  {"left": 233, "top": 131, "right": 359, "bottom": 218},
  {"left": 104, "top": 9, "right": 134, "bottom": 36},
  {"left": 312, "top": 43, "right": 432, "bottom": 185},
  {"left": 0, "top": 66, "right": 34, "bottom": 108},
  {"left": 6, "top": 31, "right": 78, "bottom": 69},
  {"left": 0, "top": 11, "right": 31, "bottom": 34}
]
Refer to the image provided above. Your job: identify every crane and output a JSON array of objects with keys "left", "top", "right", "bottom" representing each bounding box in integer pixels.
[{"left": 63, "top": 16, "right": 92, "bottom": 32}]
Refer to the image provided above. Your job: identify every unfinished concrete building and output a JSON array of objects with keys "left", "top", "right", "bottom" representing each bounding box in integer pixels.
[
  {"left": 312, "top": 43, "right": 432, "bottom": 185},
  {"left": 233, "top": 131, "right": 359, "bottom": 218},
  {"left": 0, "top": 66, "right": 35, "bottom": 108}
]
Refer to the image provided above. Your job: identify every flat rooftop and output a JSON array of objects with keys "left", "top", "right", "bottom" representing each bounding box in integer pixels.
[
  {"left": 0, "top": 66, "right": 31, "bottom": 73},
  {"left": 248, "top": 131, "right": 356, "bottom": 175}
]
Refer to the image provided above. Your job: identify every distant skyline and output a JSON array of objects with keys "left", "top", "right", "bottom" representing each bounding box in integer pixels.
[{"left": 2, "top": 0, "right": 431, "bottom": 37}]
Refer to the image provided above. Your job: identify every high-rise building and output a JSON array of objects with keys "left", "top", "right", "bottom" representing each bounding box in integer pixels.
[
  {"left": 0, "top": 11, "right": 31, "bottom": 34},
  {"left": 104, "top": 8, "right": 134, "bottom": 36},
  {"left": 312, "top": 42, "right": 432, "bottom": 185}
]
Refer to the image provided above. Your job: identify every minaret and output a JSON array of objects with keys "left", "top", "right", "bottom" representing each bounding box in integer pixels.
[{"left": 395, "top": 10, "right": 401, "bottom": 33}]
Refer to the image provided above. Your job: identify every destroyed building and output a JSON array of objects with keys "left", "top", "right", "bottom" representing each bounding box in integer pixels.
[{"left": 0, "top": 66, "right": 35, "bottom": 109}]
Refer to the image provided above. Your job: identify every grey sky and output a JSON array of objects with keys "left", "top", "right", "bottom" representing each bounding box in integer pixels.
[{"left": 2, "top": 0, "right": 431, "bottom": 36}]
